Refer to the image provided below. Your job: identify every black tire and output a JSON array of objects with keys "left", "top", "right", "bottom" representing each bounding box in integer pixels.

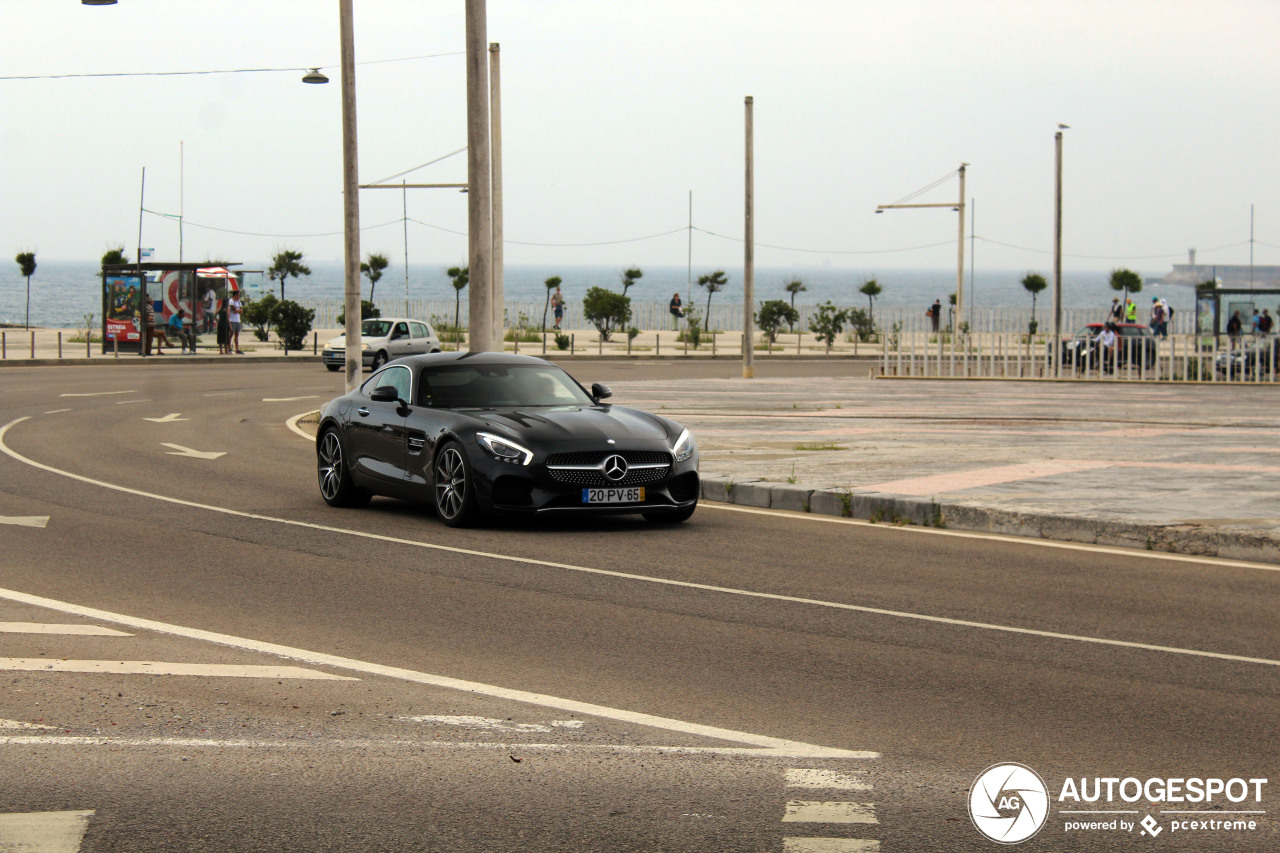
[
  {"left": 370, "top": 351, "right": 388, "bottom": 370},
  {"left": 643, "top": 502, "right": 697, "bottom": 524},
  {"left": 326, "top": 364, "right": 341, "bottom": 372},
  {"left": 317, "top": 428, "right": 371, "bottom": 508},
  {"left": 433, "top": 440, "right": 478, "bottom": 527}
]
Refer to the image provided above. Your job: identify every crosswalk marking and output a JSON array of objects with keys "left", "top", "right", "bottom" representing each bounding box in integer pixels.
[
  {"left": 785, "top": 769, "right": 872, "bottom": 791},
  {"left": 0, "top": 623, "right": 132, "bottom": 636},
  {"left": 0, "top": 810, "right": 94, "bottom": 853},
  {"left": 0, "top": 516, "right": 49, "bottom": 528},
  {"left": 783, "top": 801, "right": 879, "bottom": 824},
  {"left": 782, "top": 839, "right": 879, "bottom": 852},
  {"left": 0, "top": 659, "right": 356, "bottom": 680}
]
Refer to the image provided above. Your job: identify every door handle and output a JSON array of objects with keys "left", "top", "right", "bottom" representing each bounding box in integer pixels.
[{"left": 357, "top": 407, "right": 370, "bottom": 417}]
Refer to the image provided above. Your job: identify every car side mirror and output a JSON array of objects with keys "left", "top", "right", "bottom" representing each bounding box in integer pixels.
[
  {"left": 591, "top": 382, "right": 612, "bottom": 403},
  {"left": 371, "top": 385, "right": 409, "bottom": 411}
]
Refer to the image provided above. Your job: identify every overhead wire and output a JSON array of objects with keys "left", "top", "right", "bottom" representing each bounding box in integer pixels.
[{"left": 0, "top": 51, "right": 464, "bottom": 81}]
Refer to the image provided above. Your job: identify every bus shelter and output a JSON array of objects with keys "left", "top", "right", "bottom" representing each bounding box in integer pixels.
[{"left": 101, "top": 262, "right": 242, "bottom": 355}]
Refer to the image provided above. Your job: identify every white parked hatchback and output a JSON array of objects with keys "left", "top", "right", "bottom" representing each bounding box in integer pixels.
[{"left": 322, "top": 318, "right": 443, "bottom": 371}]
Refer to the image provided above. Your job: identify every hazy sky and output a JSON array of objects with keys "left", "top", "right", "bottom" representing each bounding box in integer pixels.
[{"left": 3, "top": 0, "right": 1278, "bottom": 274}]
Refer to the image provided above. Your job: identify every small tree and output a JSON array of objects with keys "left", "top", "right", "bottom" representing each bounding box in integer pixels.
[
  {"left": 808, "top": 300, "right": 849, "bottom": 353},
  {"left": 268, "top": 249, "right": 311, "bottom": 302},
  {"left": 620, "top": 267, "right": 643, "bottom": 296},
  {"left": 14, "top": 251, "right": 36, "bottom": 330},
  {"left": 784, "top": 279, "right": 807, "bottom": 332},
  {"left": 1109, "top": 268, "right": 1143, "bottom": 313},
  {"left": 360, "top": 252, "right": 389, "bottom": 303},
  {"left": 336, "top": 300, "right": 381, "bottom": 326},
  {"left": 100, "top": 246, "right": 128, "bottom": 266},
  {"left": 1021, "top": 272, "right": 1048, "bottom": 334},
  {"left": 447, "top": 265, "right": 469, "bottom": 340},
  {"left": 697, "top": 270, "right": 728, "bottom": 329},
  {"left": 756, "top": 299, "right": 799, "bottom": 344},
  {"left": 847, "top": 306, "right": 875, "bottom": 343},
  {"left": 541, "top": 275, "right": 562, "bottom": 331},
  {"left": 582, "top": 286, "right": 631, "bottom": 341},
  {"left": 243, "top": 293, "right": 280, "bottom": 342},
  {"left": 859, "top": 279, "right": 882, "bottom": 326},
  {"left": 273, "top": 300, "right": 315, "bottom": 350}
]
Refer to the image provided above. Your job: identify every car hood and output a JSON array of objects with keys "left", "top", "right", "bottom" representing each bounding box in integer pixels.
[
  {"left": 471, "top": 405, "right": 675, "bottom": 446},
  {"left": 325, "top": 334, "right": 380, "bottom": 348}
]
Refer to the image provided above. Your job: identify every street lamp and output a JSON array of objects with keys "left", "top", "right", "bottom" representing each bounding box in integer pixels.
[
  {"left": 877, "top": 163, "right": 968, "bottom": 332},
  {"left": 301, "top": 68, "right": 329, "bottom": 84}
]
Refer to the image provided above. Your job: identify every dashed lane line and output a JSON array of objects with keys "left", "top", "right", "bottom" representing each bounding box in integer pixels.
[
  {"left": 0, "top": 622, "right": 130, "bottom": 635},
  {"left": 783, "top": 802, "right": 878, "bottom": 824}
]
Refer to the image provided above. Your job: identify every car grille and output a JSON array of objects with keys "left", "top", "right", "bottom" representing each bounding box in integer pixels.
[{"left": 545, "top": 449, "right": 672, "bottom": 488}]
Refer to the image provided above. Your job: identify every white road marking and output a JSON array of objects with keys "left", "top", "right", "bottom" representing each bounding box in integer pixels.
[
  {"left": 786, "top": 769, "right": 872, "bottom": 791},
  {"left": 286, "top": 411, "right": 318, "bottom": 441},
  {"left": 0, "top": 588, "right": 874, "bottom": 760},
  {"left": 398, "top": 715, "right": 584, "bottom": 733},
  {"left": 705, "top": 502, "right": 1280, "bottom": 573},
  {"left": 783, "top": 801, "right": 878, "bottom": 824},
  {"left": 1, "top": 415, "right": 1276, "bottom": 669},
  {"left": 0, "top": 623, "right": 130, "bottom": 636},
  {"left": 0, "top": 719, "right": 55, "bottom": 729},
  {"left": 142, "top": 413, "right": 187, "bottom": 423},
  {"left": 59, "top": 391, "right": 133, "bottom": 397},
  {"left": 113, "top": 399, "right": 150, "bottom": 406},
  {"left": 159, "top": 443, "right": 225, "bottom": 460},
  {"left": 263, "top": 395, "right": 319, "bottom": 402},
  {"left": 0, "top": 659, "right": 356, "bottom": 680},
  {"left": 0, "top": 516, "right": 48, "bottom": 528},
  {"left": 42, "top": 409, "right": 72, "bottom": 415},
  {"left": 783, "top": 840, "right": 879, "bottom": 852},
  {"left": 0, "top": 810, "right": 94, "bottom": 853}
]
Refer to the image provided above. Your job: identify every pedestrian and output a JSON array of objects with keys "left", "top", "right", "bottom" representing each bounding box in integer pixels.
[
  {"left": 202, "top": 287, "right": 217, "bottom": 333},
  {"left": 1097, "top": 322, "right": 1118, "bottom": 372},
  {"left": 1227, "top": 310, "right": 1243, "bottom": 350},
  {"left": 228, "top": 289, "right": 245, "bottom": 354},
  {"left": 1149, "top": 297, "right": 1165, "bottom": 339},
  {"left": 550, "top": 285, "right": 565, "bottom": 331},
  {"left": 168, "top": 308, "right": 194, "bottom": 354},
  {"left": 668, "top": 292, "right": 684, "bottom": 330},
  {"left": 1125, "top": 299, "right": 1137, "bottom": 323},
  {"left": 1251, "top": 309, "right": 1265, "bottom": 342},
  {"left": 146, "top": 299, "right": 171, "bottom": 355},
  {"left": 1158, "top": 297, "right": 1172, "bottom": 338},
  {"left": 1108, "top": 297, "right": 1123, "bottom": 324},
  {"left": 1262, "top": 309, "right": 1274, "bottom": 336},
  {"left": 216, "top": 303, "right": 230, "bottom": 354},
  {"left": 927, "top": 299, "right": 941, "bottom": 333}
]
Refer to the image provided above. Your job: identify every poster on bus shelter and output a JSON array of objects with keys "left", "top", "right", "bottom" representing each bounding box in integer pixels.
[{"left": 104, "top": 275, "right": 142, "bottom": 344}]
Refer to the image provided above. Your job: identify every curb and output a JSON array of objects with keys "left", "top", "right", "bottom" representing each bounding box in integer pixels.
[{"left": 699, "top": 477, "right": 1280, "bottom": 565}]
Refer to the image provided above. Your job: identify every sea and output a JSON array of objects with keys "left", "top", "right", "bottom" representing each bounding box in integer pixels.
[{"left": 0, "top": 260, "right": 1187, "bottom": 329}]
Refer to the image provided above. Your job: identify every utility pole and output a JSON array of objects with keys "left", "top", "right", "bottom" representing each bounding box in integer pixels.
[
  {"left": 1053, "top": 127, "right": 1066, "bottom": 378},
  {"left": 489, "top": 43, "right": 505, "bottom": 343},
  {"left": 743, "top": 96, "right": 755, "bottom": 379},
  {"left": 465, "top": 0, "right": 493, "bottom": 353},
  {"left": 339, "top": 0, "right": 362, "bottom": 391},
  {"left": 955, "top": 164, "right": 967, "bottom": 332}
]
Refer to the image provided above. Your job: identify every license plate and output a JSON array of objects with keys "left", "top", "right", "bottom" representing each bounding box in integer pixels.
[{"left": 582, "top": 487, "right": 645, "bottom": 504}]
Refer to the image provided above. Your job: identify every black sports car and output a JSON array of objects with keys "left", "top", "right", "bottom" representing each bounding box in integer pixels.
[{"left": 315, "top": 352, "right": 699, "bottom": 526}]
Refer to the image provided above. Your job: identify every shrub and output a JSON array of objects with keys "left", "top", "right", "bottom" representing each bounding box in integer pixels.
[
  {"left": 582, "top": 286, "right": 631, "bottom": 341},
  {"left": 243, "top": 293, "right": 280, "bottom": 342},
  {"left": 273, "top": 300, "right": 315, "bottom": 350},
  {"left": 756, "top": 299, "right": 798, "bottom": 343},
  {"left": 336, "top": 300, "right": 381, "bottom": 326}
]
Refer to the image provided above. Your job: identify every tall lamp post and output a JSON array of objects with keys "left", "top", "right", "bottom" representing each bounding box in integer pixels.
[
  {"left": 1053, "top": 125, "right": 1068, "bottom": 378},
  {"left": 877, "top": 163, "right": 968, "bottom": 331}
]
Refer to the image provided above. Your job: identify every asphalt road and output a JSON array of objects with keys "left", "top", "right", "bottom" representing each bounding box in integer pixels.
[{"left": 0, "top": 362, "right": 1276, "bottom": 852}]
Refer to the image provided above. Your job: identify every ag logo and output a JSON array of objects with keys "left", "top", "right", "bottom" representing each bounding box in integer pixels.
[{"left": 968, "top": 763, "right": 1050, "bottom": 844}]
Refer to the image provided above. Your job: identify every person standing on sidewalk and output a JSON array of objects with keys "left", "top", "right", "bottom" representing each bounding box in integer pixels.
[
  {"left": 551, "top": 286, "right": 565, "bottom": 331},
  {"left": 1125, "top": 299, "right": 1137, "bottom": 323},
  {"left": 228, "top": 290, "right": 244, "bottom": 354},
  {"left": 1108, "top": 297, "right": 1123, "bottom": 324},
  {"left": 216, "top": 304, "right": 230, "bottom": 355},
  {"left": 927, "top": 299, "right": 941, "bottom": 333},
  {"left": 669, "top": 292, "right": 684, "bottom": 330}
]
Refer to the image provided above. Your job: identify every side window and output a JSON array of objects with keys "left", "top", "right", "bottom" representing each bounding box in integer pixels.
[
  {"left": 362, "top": 365, "right": 412, "bottom": 401},
  {"left": 394, "top": 322, "right": 409, "bottom": 339},
  {"left": 410, "top": 322, "right": 428, "bottom": 339}
]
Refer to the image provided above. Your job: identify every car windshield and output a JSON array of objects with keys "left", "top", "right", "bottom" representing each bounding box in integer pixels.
[
  {"left": 1075, "top": 326, "right": 1102, "bottom": 338},
  {"left": 361, "top": 320, "right": 393, "bottom": 337},
  {"left": 419, "top": 364, "right": 596, "bottom": 409}
]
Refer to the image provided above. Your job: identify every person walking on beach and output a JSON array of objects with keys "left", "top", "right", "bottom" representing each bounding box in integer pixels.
[
  {"left": 927, "top": 299, "right": 941, "bottom": 332},
  {"left": 228, "top": 289, "right": 244, "bottom": 354},
  {"left": 550, "top": 285, "right": 565, "bottom": 331}
]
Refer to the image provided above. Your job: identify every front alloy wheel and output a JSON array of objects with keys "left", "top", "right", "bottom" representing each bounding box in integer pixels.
[
  {"left": 434, "top": 441, "right": 477, "bottom": 527},
  {"left": 317, "top": 429, "right": 370, "bottom": 507}
]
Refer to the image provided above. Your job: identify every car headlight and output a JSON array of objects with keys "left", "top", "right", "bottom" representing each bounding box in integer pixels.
[
  {"left": 360, "top": 342, "right": 370, "bottom": 351},
  {"left": 476, "top": 432, "right": 533, "bottom": 466},
  {"left": 672, "top": 428, "right": 695, "bottom": 463}
]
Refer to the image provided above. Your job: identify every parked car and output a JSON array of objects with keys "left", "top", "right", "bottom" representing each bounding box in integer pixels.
[
  {"left": 315, "top": 352, "right": 700, "bottom": 526},
  {"left": 322, "top": 318, "right": 442, "bottom": 371},
  {"left": 1062, "top": 323, "right": 1156, "bottom": 370},
  {"left": 1215, "top": 339, "right": 1279, "bottom": 379}
]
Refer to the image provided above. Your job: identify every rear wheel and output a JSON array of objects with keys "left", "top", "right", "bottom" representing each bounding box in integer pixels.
[
  {"left": 370, "top": 350, "right": 388, "bottom": 370},
  {"left": 326, "top": 364, "right": 341, "bottom": 372},
  {"left": 317, "top": 429, "right": 371, "bottom": 507},
  {"left": 433, "top": 441, "right": 478, "bottom": 527}
]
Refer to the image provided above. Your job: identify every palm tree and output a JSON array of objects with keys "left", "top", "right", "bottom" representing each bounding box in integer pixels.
[
  {"left": 360, "top": 252, "right": 389, "bottom": 303},
  {"left": 620, "top": 267, "right": 643, "bottom": 295},
  {"left": 100, "top": 247, "right": 127, "bottom": 266},
  {"left": 697, "top": 270, "right": 728, "bottom": 329},
  {"left": 1109, "top": 268, "right": 1143, "bottom": 315},
  {"left": 1021, "top": 272, "right": 1048, "bottom": 332},
  {"left": 447, "top": 265, "right": 469, "bottom": 345},
  {"left": 268, "top": 249, "right": 311, "bottom": 301},
  {"left": 859, "top": 279, "right": 882, "bottom": 326},
  {"left": 784, "top": 279, "right": 806, "bottom": 332},
  {"left": 14, "top": 251, "right": 36, "bottom": 330},
  {"left": 541, "top": 275, "right": 562, "bottom": 331}
]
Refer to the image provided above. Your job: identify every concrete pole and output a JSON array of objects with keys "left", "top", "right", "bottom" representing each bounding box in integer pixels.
[
  {"left": 466, "top": 0, "right": 493, "bottom": 353},
  {"left": 340, "top": 0, "right": 362, "bottom": 391},
  {"left": 489, "top": 43, "right": 505, "bottom": 345},
  {"left": 1053, "top": 130, "right": 1064, "bottom": 377},
  {"left": 743, "top": 96, "right": 755, "bottom": 379},
  {"left": 956, "top": 163, "right": 966, "bottom": 333}
]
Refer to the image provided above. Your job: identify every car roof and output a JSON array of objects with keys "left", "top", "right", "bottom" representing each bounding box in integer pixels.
[{"left": 397, "top": 351, "right": 557, "bottom": 369}]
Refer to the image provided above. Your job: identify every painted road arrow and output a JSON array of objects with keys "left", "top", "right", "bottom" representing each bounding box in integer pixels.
[
  {"left": 160, "top": 443, "right": 225, "bottom": 460},
  {"left": 0, "top": 516, "right": 49, "bottom": 528},
  {"left": 142, "top": 413, "right": 187, "bottom": 423}
]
